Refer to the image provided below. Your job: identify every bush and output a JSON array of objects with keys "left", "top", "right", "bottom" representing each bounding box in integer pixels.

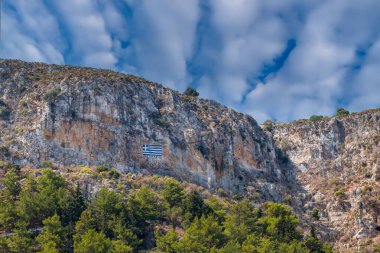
[
  {"left": 156, "top": 116, "right": 170, "bottom": 128},
  {"left": 0, "top": 100, "right": 11, "bottom": 120},
  {"left": 41, "top": 161, "right": 55, "bottom": 168},
  {"left": 309, "top": 115, "right": 323, "bottom": 122},
  {"left": 19, "top": 100, "right": 28, "bottom": 107},
  {"left": 311, "top": 208, "right": 320, "bottom": 220},
  {"left": 0, "top": 145, "right": 11, "bottom": 158},
  {"left": 43, "top": 87, "right": 61, "bottom": 106},
  {"left": 96, "top": 165, "right": 110, "bottom": 173},
  {"left": 183, "top": 87, "right": 199, "bottom": 97},
  {"left": 335, "top": 188, "right": 345, "bottom": 198},
  {"left": 108, "top": 169, "right": 120, "bottom": 179},
  {"left": 276, "top": 148, "right": 290, "bottom": 164},
  {"left": 262, "top": 120, "right": 273, "bottom": 131},
  {"left": 336, "top": 108, "right": 349, "bottom": 116}
]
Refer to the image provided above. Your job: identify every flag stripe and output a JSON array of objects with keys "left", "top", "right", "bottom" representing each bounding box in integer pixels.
[{"left": 142, "top": 144, "right": 163, "bottom": 157}]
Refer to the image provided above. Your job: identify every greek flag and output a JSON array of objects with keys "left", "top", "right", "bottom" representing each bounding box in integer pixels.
[{"left": 142, "top": 144, "right": 163, "bottom": 158}]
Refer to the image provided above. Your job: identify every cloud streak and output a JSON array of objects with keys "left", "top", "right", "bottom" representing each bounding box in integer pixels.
[{"left": 1, "top": 0, "right": 380, "bottom": 122}]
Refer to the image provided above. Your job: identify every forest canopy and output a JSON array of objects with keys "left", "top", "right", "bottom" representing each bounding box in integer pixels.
[{"left": 0, "top": 165, "right": 334, "bottom": 253}]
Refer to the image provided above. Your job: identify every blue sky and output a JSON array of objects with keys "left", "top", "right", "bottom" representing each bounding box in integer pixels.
[{"left": 1, "top": 0, "right": 380, "bottom": 123}]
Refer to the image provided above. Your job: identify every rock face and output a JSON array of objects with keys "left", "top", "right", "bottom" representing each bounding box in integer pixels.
[
  {"left": 0, "top": 59, "right": 286, "bottom": 197},
  {"left": 271, "top": 113, "right": 380, "bottom": 252},
  {"left": 0, "top": 59, "right": 379, "bottom": 251}
]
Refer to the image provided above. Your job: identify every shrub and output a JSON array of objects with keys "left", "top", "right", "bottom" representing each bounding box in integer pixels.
[
  {"left": 43, "top": 87, "right": 61, "bottom": 106},
  {"left": 311, "top": 208, "right": 320, "bottom": 220},
  {"left": 217, "top": 188, "right": 228, "bottom": 197},
  {"left": 96, "top": 165, "right": 110, "bottom": 173},
  {"left": 276, "top": 148, "right": 290, "bottom": 164},
  {"left": 183, "top": 87, "right": 199, "bottom": 97},
  {"left": 0, "top": 100, "right": 11, "bottom": 120},
  {"left": 284, "top": 195, "right": 292, "bottom": 203},
  {"left": 108, "top": 169, "right": 120, "bottom": 179},
  {"left": 309, "top": 115, "right": 323, "bottom": 122},
  {"left": 19, "top": 100, "right": 28, "bottom": 107},
  {"left": 336, "top": 108, "right": 349, "bottom": 116},
  {"left": 262, "top": 120, "right": 273, "bottom": 131},
  {"left": 156, "top": 116, "right": 170, "bottom": 128},
  {"left": 41, "top": 161, "right": 55, "bottom": 168},
  {"left": 335, "top": 188, "right": 345, "bottom": 198},
  {"left": 0, "top": 145, "right": 11, "bottom": 158}
]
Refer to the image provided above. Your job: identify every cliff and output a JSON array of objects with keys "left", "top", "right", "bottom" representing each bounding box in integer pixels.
[
  {"left": 0, "top": 59, "right": 287, "bottom": 197},
  {"left": 271, "top": 111, "right": 380, "bottom": 252},
  {"left": 0, "top": 59, "right": 378, "bottom": 251}
]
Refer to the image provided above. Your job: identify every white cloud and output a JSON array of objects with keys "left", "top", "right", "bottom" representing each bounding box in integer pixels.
[
  {"left": 2, "top": 0, "right": 379, "bottom": 122},
  {"left": 1, "top": 0, "right": 64, "bottom": 63},
  {"left": 242, "top": 0, "right": 380, "bottom": 122},
  {"left": 348, "top": 40, "right": 380, "bottom": 111},
  {"left": 124, "top": 0, "right": 200, "bottom": 90},
  {"left": 50, "top": 0, "right": 117, "bottom": 69}
]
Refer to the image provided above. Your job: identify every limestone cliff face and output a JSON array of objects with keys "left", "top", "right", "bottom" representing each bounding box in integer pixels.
[
  {"left": 0, "top": 59, "right": 286, "bottom": 197},
  {"left": 0, "top": 59, "right": 379, "bottom": 251},
  {"left": 271, "top": 112, "right": 380, "bottom": 252}
]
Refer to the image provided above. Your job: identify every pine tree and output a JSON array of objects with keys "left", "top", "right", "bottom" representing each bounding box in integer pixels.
[
  {"left": 74, "top": 229, "right": 113, "bottom": 253},
  {"left": 162, "top": 178, "right": 185, "bottom": 208},
  {"left": 36, "top": 214, "right": 66, "bottom": 253}
]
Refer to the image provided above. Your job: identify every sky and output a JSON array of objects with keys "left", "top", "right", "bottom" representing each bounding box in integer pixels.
[{"left": 1, "top": 0, "right": 380, "bottom": 123}]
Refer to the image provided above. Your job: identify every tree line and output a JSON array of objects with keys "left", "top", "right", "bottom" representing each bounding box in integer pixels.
[{"left": 0, "top": 166, "right": 334, "bottom": 252}]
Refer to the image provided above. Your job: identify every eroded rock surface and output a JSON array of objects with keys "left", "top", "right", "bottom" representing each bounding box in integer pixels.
[
  {"left": 272, "top": 112, "right": 380, "bottom": 252},
  {"left": 0, "top": 59, "right": 379, "bottom": 251}
]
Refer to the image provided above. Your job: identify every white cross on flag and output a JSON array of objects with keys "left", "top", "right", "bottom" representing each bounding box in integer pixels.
[{"left": 142, "top": 144, "right": 163, "bottom": 158}]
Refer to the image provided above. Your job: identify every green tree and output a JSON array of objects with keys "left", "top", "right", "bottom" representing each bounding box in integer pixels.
[
  {"left": 75, "top": 210, "right": 96, "bottom": 236},
  {"left": 179, "top": 215, "right": 225, "bottom": 252},
  {"left": 111, "top": 220, "right": 142, "bottom": 250},
  {"left": 336, "top": 108, "right": 349, "bottom": 116},
  {"left": 259, "top": 203, "right": 300, "bottom": 243},
  {"left": 90, "top": 188, "right": 121, "bottom": 235},
  {"left": 278, "top": 240, "right": 307, "bottom": 253},
  {"left": 155, "top": 228, "right": 180, "bottom": 253},
  {"left": 166, "top": 206, "right": 182, "bottom": 228},
  {"left": 162, "top": 178, "right": 185, "bottom": 208},
  {"left": 309, "top": 115, "right": 323, "bottom": 122},
  {"left": 18, "top": 169, "right": 70, "bottom": 224},
  {"left": 183, "top": 190, "right": 211, "bottom": 224},
  {"left": 74, "top": 229, "right": 113, "bottom": 253},
  {"left": 127, "top": 186, "right": 163, "bottom": 235},
  {"left": 183, "top": 87, "right": 199, "bottom": 97},
  {"left": 224, "top": 199, "right": 257, "bottom": 244},
  {"left": 112, "top": 240, "right": 133, "bottom": 253},
  {"left": 60, "top": 186, "right": 86, "bottom": 226},
  {"left": 2, "top": 168, "right": 21, "bottom": 199},
  {"left": 36, "top": 214, "right": 66, "bottom": 253},
  {"left": 0, "top": 168, "right": 21, "bottom": 231},
  {"left": 0, "top": 236, "right": 10, "bottom": 253},
  {"left": 6, "top": 221, "right": 33, "bottom": 253},
  {"left": 17, "top": 174, "right": 40, "bottom": 224},
  {"left": 242, "top": 234, "right": 260, "bottom": 253},
  {"left": 213, "top": 241, "right": 242, "bottom": 253},
  {"left": 207, "top": 197, "right": 227, "bottom": 224},
  {"left": 304, "top": 237, "right": 334, "bottom": 253}
]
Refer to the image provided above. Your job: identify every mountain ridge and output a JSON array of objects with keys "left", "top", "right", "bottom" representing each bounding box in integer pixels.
[{"left": 0, "top": 59, "right": 379, "bottom": 252}]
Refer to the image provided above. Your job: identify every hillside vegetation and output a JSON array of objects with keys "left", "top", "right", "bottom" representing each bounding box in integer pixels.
[{"left": 0, "top": 163, "right": 334, "bottom": 253}]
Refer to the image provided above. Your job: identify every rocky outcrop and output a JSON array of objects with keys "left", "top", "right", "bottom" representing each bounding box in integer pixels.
[
  {"left": 0, "top": 59, "right": 288, "bottom": 198},
  {"left": 0, "top": 59, "right": 378, "bottom": 251},
  {"left": 271, "top": 112, "right": 380, "bottom": 252}
]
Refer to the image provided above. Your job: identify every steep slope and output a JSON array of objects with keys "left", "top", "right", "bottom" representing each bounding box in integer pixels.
[
  {"left": 0, "top": 59, "right": 379, "bottom": 252},
  {"left": 271, "top": 112, "right": 380, "bottom": 252},
  {"left": 0, "top": 59, "right": 287, "bottom": 198}
]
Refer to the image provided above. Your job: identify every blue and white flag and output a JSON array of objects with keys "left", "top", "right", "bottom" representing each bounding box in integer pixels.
[{"left": 142, "top": 144, "right": 163, "bottom": 158}]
